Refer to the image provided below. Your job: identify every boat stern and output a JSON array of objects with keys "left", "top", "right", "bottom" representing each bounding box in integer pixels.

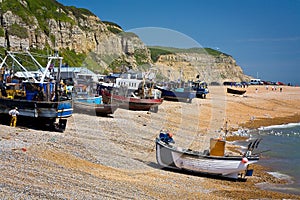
[{"left": 57, "top": 101, "right": 73, "bottom": 118}]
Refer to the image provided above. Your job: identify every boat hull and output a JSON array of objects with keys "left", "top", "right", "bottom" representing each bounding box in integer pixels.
[
  {"left": 74, "top": 101, "right": 118, "bottom": 116},
  {"left": 227, "top": 87, "right": 246, "bottom": 95},
  {"left": 157, "top": 88, "right": 196, "bottom": 103},
  {"left": 0, "top": 98, "right": 73, "bottom": 118},
  {"left": 111, "top": 94, "right": 163, "bottom": 111},
  {"left": 156, "top": 138, "right": 259, "bottom": 179},
  {"left": 99, "top": 90, "right": 163, "bottom": 112},
  {"left": 195, "top": 88, "right": 209, "bottom": 98}
]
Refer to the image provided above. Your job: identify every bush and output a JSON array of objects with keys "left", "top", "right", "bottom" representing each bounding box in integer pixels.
[
  {"left": 0, "top": 28, "right": 5, "bottom": 37},
  {"left": 107, "top": 26, "right": 122, "bottom": 34},
  {"left": 102, "top": 21, "right": 122, "bottom": 29},
  {"left": 8, "top": 23, "right": 28, "bottom": 39}
]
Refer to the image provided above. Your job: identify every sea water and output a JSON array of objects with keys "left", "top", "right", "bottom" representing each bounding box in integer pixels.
[{"left": 251, "top": 123, "right": 300, "bottom": 195}]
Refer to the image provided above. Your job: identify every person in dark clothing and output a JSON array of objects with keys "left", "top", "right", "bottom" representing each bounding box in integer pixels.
[
  {"left": 0, "top": 82, "right": 7, "bottom": 97},
  {"left": 34, "top": 86, "right": 46, "bottom": 101}
]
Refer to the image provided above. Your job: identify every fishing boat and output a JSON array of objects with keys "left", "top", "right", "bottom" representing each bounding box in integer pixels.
[
  {"left": 192, "top": 80, "right": 209, "bottom": 99},
  {"left": 155, "top": 80, "right": 196, "bottom": 103},
  {"left": 73, "top": 84, "right": 118, "bottom": 116},
  {"left": 156, "top": 86, "right": 196, "bottom": 103},
  {"left": 97, "top": 72, "right": 163, "bottom": 112},
  {"left": 0, "top": 50, "right": 73, "bottom": 131},
  {"left": 156, "top": 131, "right": 260, "bottom": 180},
  {"left": 73, "top": 99, "right": 118, "bottom": 116},
  {"left": 227, "top": 87, "right": 246, "bottom": 95}
]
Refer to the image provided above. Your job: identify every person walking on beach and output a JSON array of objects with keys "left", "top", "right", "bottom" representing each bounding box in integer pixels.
[{"left": 9, "top": 107, "right": 19, "bottom": 127}]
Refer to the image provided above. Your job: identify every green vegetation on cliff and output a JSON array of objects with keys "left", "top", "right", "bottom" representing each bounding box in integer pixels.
[
  {"left": 8, "top": 24, "right": 28, "bottom": 39},
  {"left": 103, "top": 21, "right": 123, "bottom": 34},
  {"left": 148, "top": 47, "right": 174, "bottom": 62},
  {"left": 148, "top": 46, "right": 231, "bottom": 63},
  {"left": 148, "top": 46, "right": 230, "bottom": 59},
  {"left": 0, "top": 28, "right": 4, "bottom": 37},
  {"left": 0, "top": 47, "right": 86, "bottom": 70},
  {"left": 1, "top": 0, "right": 98, "bottom": 35},
  {"left": 60, "top": 48, "right": 86, "bottom": 67}
]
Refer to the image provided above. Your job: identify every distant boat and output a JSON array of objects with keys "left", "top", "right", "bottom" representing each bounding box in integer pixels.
[
  {"left": 156, "top": 69, "right": 196, "bottom": 102},
  {"left": 155, "top": 80, "right": 196, "bottom": 103},
  {"left": 0, "top": 51, "right": 73, "bottom": 131},
  {"left": 156, "top": 131, "right": 260, "bottom": 180},
  {"left": 192, "top": 80, "right": 209, "bottom": 99},
  {"left": 156, "top": 86, "right": 196, "bottom": 103},
  {"left": 227, "top": 87, "right": 246, "bottom": 95},
  {"left": 73, "top": 84, "right": 118, "bottom": 116}
]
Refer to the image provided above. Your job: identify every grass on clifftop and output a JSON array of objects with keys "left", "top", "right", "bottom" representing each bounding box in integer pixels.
[
  {"left": 148, "top": 47, "right": 174, "bottom": 62},
  {"left": 148, "top": 46, "right": 230, "bottom": 60}
]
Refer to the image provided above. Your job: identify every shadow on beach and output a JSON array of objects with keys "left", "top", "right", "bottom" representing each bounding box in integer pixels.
[
  {"left": 0, "top": 114, "right": 63, "bottom": 132},
  {"left": 139, "top": 160, "right": 248, "bottom": 182}
]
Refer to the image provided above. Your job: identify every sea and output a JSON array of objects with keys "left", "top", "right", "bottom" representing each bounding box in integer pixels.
[{"left": 237, "top": 123, "right": 300, "bottom": 195}]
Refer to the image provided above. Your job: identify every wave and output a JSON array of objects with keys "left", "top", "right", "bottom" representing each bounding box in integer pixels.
[
  {"left": 258, "top": 122, "right": 300, "bottom": 131},
  {"left": 257, "top": 171, "right": 300, "bottom": 195},
  {"left": 267, "top": 171, "right": 293, "bottom": 181}
]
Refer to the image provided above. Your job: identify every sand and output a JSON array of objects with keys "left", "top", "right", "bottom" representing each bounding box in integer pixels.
[{"left": 1, "top": 85, "right": 300, "bottom": 199}]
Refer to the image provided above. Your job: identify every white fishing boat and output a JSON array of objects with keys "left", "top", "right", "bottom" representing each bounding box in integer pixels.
[{"left": 156, "top": 131, "right": 261, "bottom": 179}]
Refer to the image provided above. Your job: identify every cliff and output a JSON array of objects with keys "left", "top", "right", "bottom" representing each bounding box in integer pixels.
[
  {"left": 151, "top": 47, "right": 251, "bottom": 84},
  {"left": 0, "top": 0, "right": 150, "bottom": 72},
  {"left": 0, "top": 0, "right": 250, "bottom": 83}
]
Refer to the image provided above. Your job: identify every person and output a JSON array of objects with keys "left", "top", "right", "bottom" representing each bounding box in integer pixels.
[
  {"left": 34, "top": 86, "right": 46, "bottom": 101},
  {"left": 159, "top": 130, "right": 175, "bottom": 144},
  {"left": 50, "top": 90, "right": 56, "bottom": 101},
  {"left": 9, "top": 107, "right": 20, "bottom": 127}
]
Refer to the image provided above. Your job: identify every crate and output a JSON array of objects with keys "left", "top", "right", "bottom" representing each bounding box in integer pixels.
[{"left": 210, "top": 138, "right": 225, "bottom": 156}]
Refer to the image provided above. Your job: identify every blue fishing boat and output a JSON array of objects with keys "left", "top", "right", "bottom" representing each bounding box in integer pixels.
[
  {"left": 73, "top": 84, "right": 118, "bottom": 116},
  {"left": 0, "top": 50, "right": 73, "bottom": 131},
  {"left": 192, "top": 81, "right": 209, "bottom": 99},
  {"left": 155, "top": 81, "right": 196, "bottom": 103}
]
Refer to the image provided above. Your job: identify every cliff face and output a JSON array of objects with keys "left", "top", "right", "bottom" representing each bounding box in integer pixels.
[
  {"left": 154, "top": 51, "right": 251, "bottom": 84},
  {"left": 0, "top": 0, "right": 249, "bottom": 83},
  {"left": 0, "top": 0, "right": 150, "bottom": 71}
]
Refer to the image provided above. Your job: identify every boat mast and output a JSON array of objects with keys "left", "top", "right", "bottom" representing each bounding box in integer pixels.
[
  {"left": 54, "top": 50, "right": 62, "bottom": 102},
  {"left": 224, "top": 121, "right": 228, "bottom": 140},
  {"left": 0, "top": 54, "right": 9, "bottom": 69},
  {"left": 4, "top": 51, "right": 38, "bottom": 82}
]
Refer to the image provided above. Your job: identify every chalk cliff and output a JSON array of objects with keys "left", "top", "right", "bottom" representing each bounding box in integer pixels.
[{"left": 0, "top": 0, "right": 250, "bottom": 83}]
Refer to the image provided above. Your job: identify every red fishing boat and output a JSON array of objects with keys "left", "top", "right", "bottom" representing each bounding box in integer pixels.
[
  {"left": 99, "top": 83, "right": 163, "bottom": 113},
  {"left": 97, "top": 71, "right": 163, "bottom": 113}
]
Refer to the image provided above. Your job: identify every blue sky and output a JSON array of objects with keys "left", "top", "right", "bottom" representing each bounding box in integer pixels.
[{"left": 58, "top": 0, "right": 300, "bottom": 85}]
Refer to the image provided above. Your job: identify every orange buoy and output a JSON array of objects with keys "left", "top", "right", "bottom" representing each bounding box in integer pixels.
[{"left": 242, "top": 157, "right": 248, "bottom": 163}]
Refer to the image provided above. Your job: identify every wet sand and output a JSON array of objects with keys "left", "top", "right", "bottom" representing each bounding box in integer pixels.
[{"left": 1, "top": 85, "right": 300, "bottom": 199}]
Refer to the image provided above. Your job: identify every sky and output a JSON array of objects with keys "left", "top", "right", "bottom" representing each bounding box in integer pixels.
[{"left": 58, "top": 0, "right": 300, "bottom": 85}]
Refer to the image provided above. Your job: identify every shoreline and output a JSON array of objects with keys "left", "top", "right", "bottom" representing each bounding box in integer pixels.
[
  {"left": 242, "top": 119, "right": 300, "bottom": 197},
  {"left": 1, "top": 85, "right": 300, "bottom": 199},
  {"left": 225, "top": 85, "right": 300, "bottom": 197}
]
